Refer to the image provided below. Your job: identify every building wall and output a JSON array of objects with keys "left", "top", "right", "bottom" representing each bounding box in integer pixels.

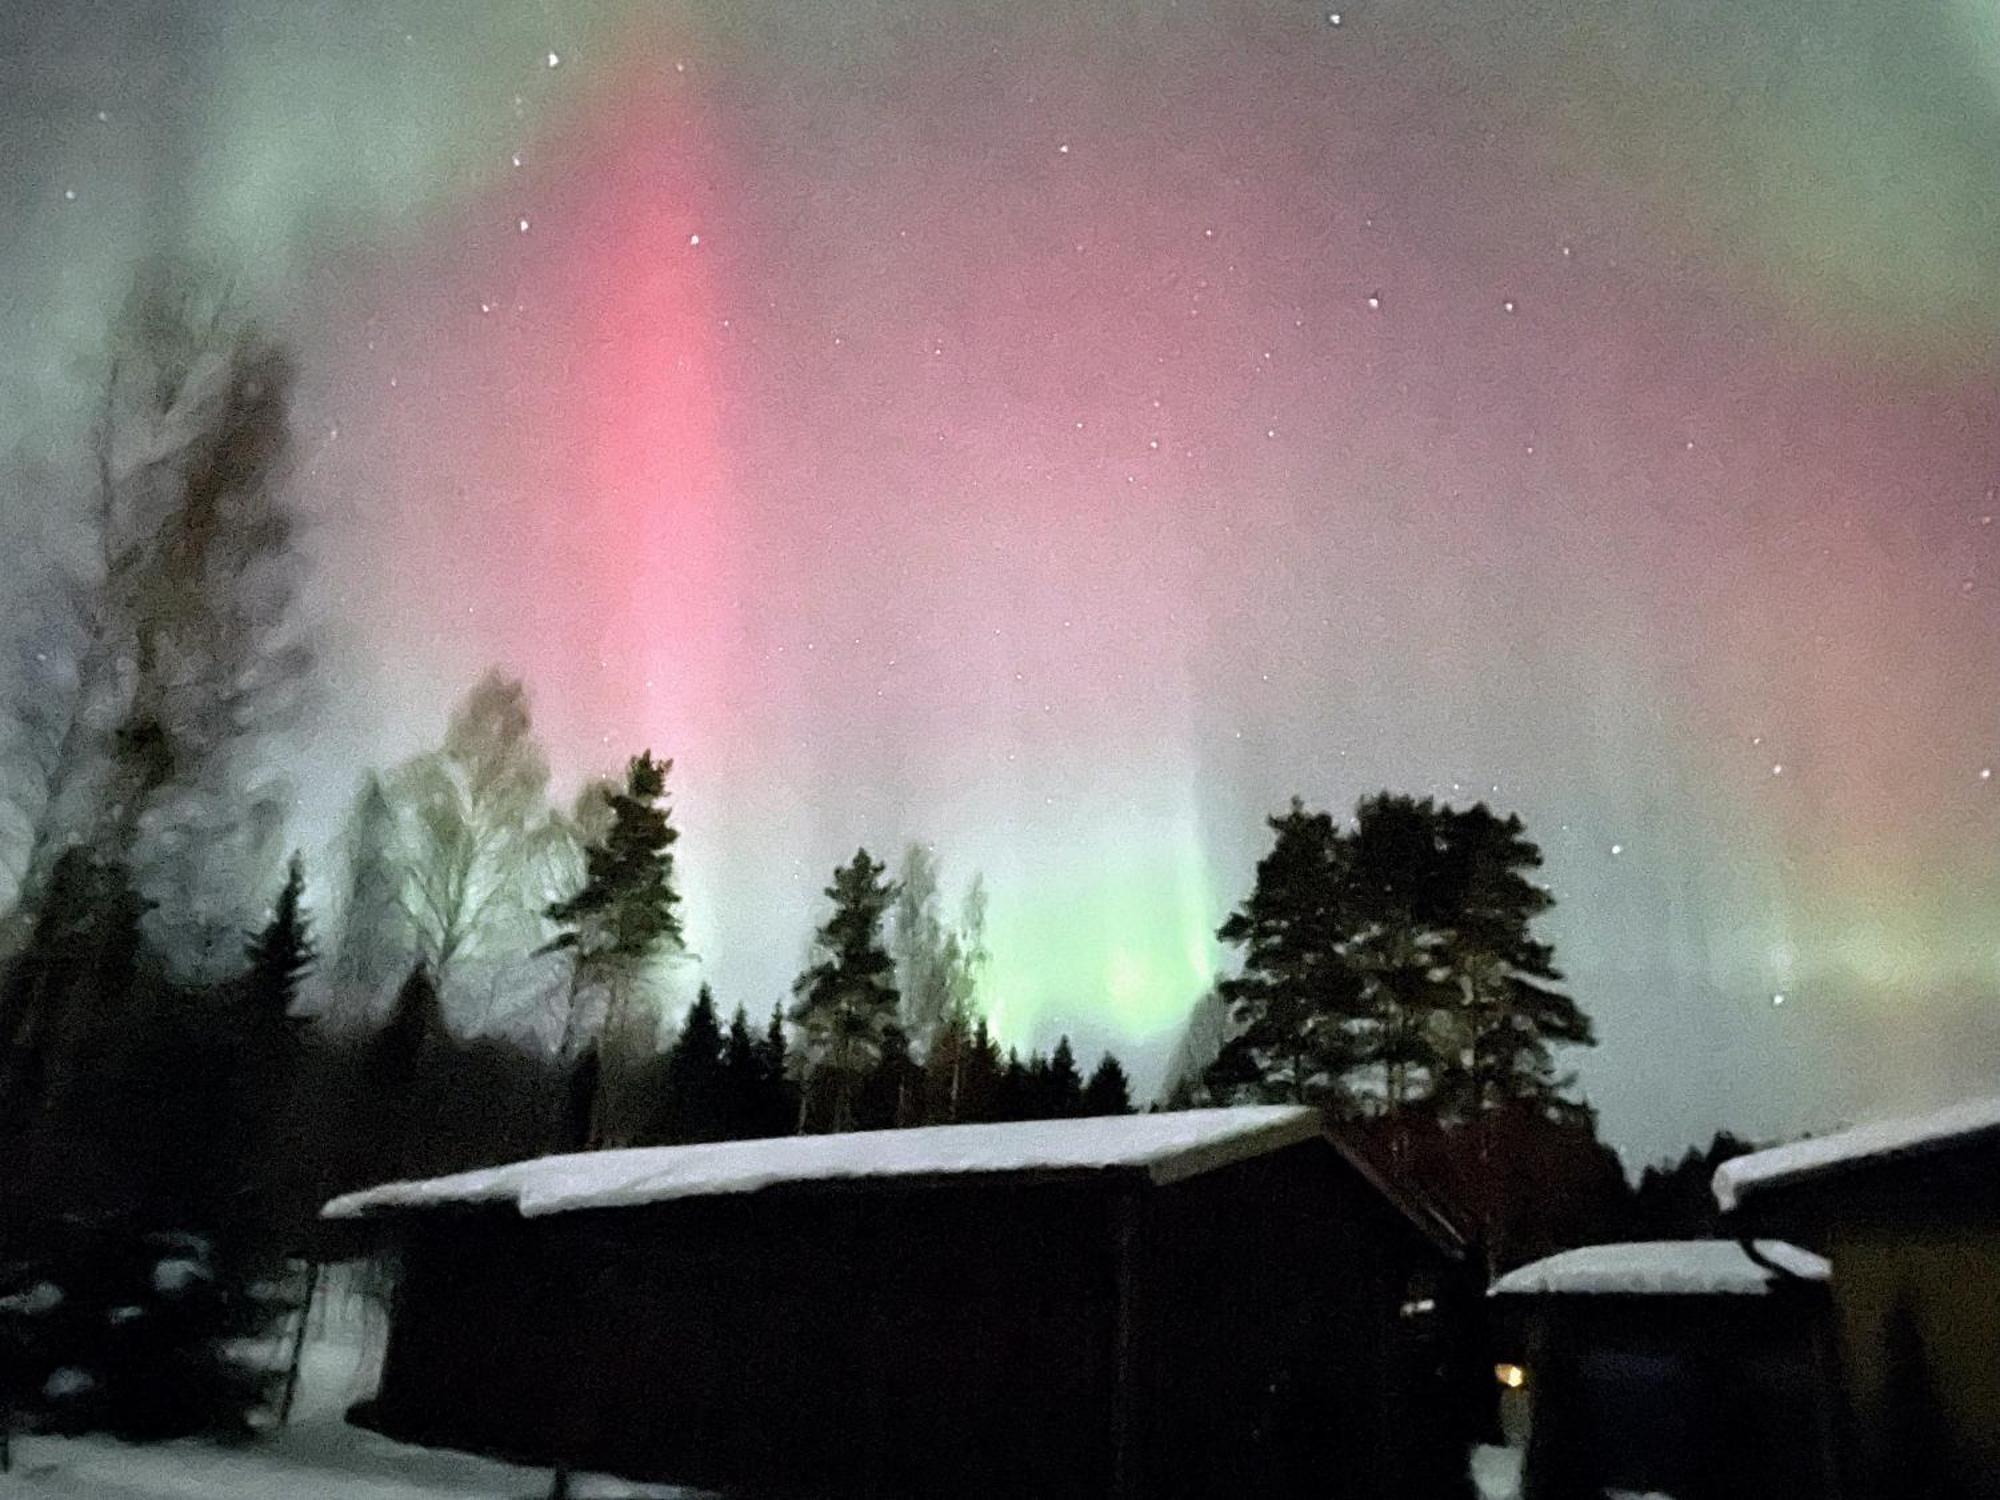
[
  {"left": 360, "top": 1148, "right": 1467, "bottom": 1499},
  {"left": 1828, "top": 1225, "right": 2000, "bottom": 1500},
  {"left": 1135, "top": 1141, "right": 1470, "bottom": 1500}
]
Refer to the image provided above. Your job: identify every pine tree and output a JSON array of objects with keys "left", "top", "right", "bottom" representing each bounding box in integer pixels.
[
  {"left": 1211, "top": 799, "right": 1367, "bottom": 1110},
  {"left": 1431, "top": 803, "right": 1592, "bottom": 1125},
  {"left": 544, "top": 751, "right": 682, "bottom": 1146},
  {"left": 1343, "top": 793, "right": 1464, "bottom": 1116},
  {"left": 788, "top": 849, "right": 899, "bottom": 1133},
  {"left": 1082, "top": 1053, "right": 1133, "bottom": 1116}
]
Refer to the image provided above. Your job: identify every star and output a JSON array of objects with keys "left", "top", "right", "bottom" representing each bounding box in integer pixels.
[
  {"left": 518, "top": 217, "right": 530, "bottom": 233},
  {"left": 1502, "top": 298, "right": 1517, "bottom": 314},
  {"left": 1366, "top": 292, "right": 1381, "bottom": 310},
  {"left": 547, "top": 51, "right": 561, "bottom": 68}
]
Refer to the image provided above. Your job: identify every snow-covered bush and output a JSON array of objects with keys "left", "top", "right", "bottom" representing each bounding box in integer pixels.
[{"left": 0, "top": 1215, "right": 297, "bottom": 1442}]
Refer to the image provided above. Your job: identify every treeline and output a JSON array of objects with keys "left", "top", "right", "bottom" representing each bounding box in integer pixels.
[{"left": 0, "top": 263, "right": 1141, "bottom": 1438}]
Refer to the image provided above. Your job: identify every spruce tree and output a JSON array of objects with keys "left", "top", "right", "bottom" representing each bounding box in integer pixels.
[
  {"left": 364, "top": 964, "right": 445, "bottom": 1179},
  {"left": 1082, "top": 1053, "right": 1133, "bottom": 1116},
  {"left": 720, "top": 1003, "right": 760, "bottom": 1138},
  {"left": 244, "top": 854, "right": 313, "bottom": 1039},
  {"left": 856, "top": 1022, "right": 918, "bottom": 1130},
  {"left": 993, "top": 1048, "right": 1031, "bottom": 1122},
  {"left": 658, "top": 985, "right": 725, "bottom": 1142},
  {"left": 788, "top": 849, "right": 899, "bottom": 1133},
  {"left": 754, "top": 1003, "right": 796, "bottom": 1138},
  {"left": 1046, "top": 1036, "right": 1085, "bottom": 1118},
  {"left": 957, "top": 1015, "right": 1002, "bottom": 1123}
]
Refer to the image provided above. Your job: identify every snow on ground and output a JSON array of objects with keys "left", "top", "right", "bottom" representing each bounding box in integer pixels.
[
  {"left": 324, "top": 1105, "right": 1326, "bottom": 1221},
  {"left": 1470, "top": 1444, "right": 1523, "bottom": 1500},
  {"left": 1712, "top": 1091, "right": 2000, "bottom": 1211},
  {"left": 0, "top": 1321, "right": 694, "bottom": 1499},
  {"left": 1488, "top": 1239, "right": 1828, "bottom": 1297}
]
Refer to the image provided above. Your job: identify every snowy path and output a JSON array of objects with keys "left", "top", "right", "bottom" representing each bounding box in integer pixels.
[{"left": 0, "top": 1325, "right": 692, "bottom": 1500}]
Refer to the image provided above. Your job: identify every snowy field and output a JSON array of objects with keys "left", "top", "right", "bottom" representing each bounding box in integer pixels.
[
  {"left": 0, "top": 1292, "right": 693, "bottom": 1500},
  {"left": 0, "top": 1268, "right": 1508, "bottom": 1500}
]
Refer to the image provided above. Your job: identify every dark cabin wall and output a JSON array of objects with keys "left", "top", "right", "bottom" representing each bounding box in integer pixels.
[
  {"left": 367, "top": 1176, "right": 1125, "bottom": 1498},
  {"left": 1135, "top": 1140, "right": 1470, "bottom": 1500},
  {"left": 1733, "top": 1140, "right": 2000, "bottom": 1500},
  {"left": 361, "top": 1145, "right": 1472, "bottom": 1499},
  {"left": 1516, "top": 1292, "right": 1836, "bottom": 1500}
]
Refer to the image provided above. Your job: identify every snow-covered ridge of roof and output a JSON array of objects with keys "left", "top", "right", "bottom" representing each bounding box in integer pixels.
[
  {"left": 1489, "top": 1240, "right": 1829, "bottom": 1297},
  {"left": 323, "top": 1105, "right": 1326, "bottom": 1222},
  {"left": 1712, "top": 1093, "right": 2000, "bottom": 1213}
]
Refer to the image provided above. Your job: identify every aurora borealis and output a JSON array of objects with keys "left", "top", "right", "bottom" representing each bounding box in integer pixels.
[{"left": 6, "top": 0, "right": 2000, "bottom": 1163}]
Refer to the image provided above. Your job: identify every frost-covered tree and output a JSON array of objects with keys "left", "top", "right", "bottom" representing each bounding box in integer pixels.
[
  {"left": 1161, "top": 987, "right": 1228, "bottom": 1108},
  {"left": 324, "top": 774, "right": 411, "bottom": 1028},
  {"left": 391, "top": 672, "right": 559, "bottom": 989},
  {"left": 790, "top": 849, "right": 899, "bottom": 1133},
  {"left": 1, "top": 261, "right": 312, "bottom": 982},
  {"left": 890, "top": 843, "right": 950, "bottom": 1041}
]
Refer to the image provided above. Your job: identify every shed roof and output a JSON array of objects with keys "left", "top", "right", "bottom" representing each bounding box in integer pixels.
[
  {"left": 325, "top": 1106, "right": 1339, "bottom": 1223},
  {"left": 1489, "top": 1239, "right": 1829, "bottom": 1298},
  {"left": 1712, "top": 1093, "right": 2000, "bottom": 1213}
]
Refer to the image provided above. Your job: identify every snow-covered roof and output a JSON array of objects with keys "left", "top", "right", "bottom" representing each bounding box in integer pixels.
[
  {"left": 1712, "top": 1093, "right": 2000, "bottom": 1213},
  {"left": 1489, "top": 1240, "right": 1829, "bottom": 1297},
  {"left": 324, "top": 1106, "right": 1328, "bottom": 1222}
]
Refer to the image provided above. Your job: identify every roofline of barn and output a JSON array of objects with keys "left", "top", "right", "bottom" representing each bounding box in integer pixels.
[{"left": 320, "top": 1110, "right": 1468, "bottom": 1259}]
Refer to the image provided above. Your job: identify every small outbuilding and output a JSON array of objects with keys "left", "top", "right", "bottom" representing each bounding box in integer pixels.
[
  {"left": 1714, "top": 1093, "right": 2000, "bottom": 1500},
  {"left": 1488, "top": 1239, "right": 1839, "bottom": 1500},
  {"left": 324, "top": 1106, "right": 1474, "bottom": 1500}
]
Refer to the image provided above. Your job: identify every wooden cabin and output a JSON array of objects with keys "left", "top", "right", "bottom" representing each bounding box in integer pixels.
[
  {"left": 324, "top": 1106, "right": 1475, "bottom": 1499},
  {"left": 1714, "top": 1094, "right": 2000, "bottom": 1500},
  {"left": 1487, "top": 1239, "right": 1838, "bottom": 1500}
]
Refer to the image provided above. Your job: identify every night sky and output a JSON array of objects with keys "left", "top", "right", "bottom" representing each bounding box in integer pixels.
[{"left": 6, "top": 0, "right": 2000, "bottom": 1163}]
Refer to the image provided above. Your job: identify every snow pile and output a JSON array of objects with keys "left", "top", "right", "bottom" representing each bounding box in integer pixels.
[
  {"left": 324, "top": 1106, "right": 1326, "bottom": 1221},
  {"left": 1489, "top": 1239, "right": 1828, "bottom": 1297},
  {"left": 1470, "top": 1444, "right": 1523, "bottom": 1500},
  {"left": 1712, "top": 1093, "right": 2000, "bottom": 1211}
]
